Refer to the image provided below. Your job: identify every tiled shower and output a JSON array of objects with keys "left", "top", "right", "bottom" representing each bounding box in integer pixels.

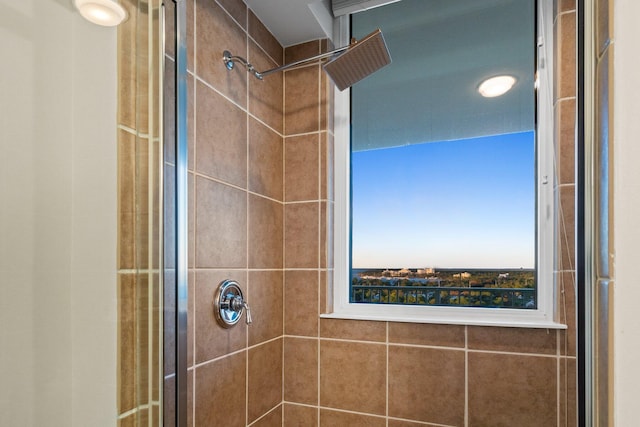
[{"left": 118, "top": 0, "right": 583, "bottom": 425}]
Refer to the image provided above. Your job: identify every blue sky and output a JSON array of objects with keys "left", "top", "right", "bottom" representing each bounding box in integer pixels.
[{"left": 351, "top": 131, "right": 535, "bottom": 269}]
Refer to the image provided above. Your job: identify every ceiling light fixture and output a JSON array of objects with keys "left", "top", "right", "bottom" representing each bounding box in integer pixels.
[
  {"left": 74, "top": 0, "right": 128, "bottom": 27},
  {"left": 478, "top": 75, "right": 517, "bottom": 98}
]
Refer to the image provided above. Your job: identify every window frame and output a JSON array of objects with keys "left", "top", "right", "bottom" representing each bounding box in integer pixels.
[{"left": 323, "top": 0, "right": 566, "bottom": 329}]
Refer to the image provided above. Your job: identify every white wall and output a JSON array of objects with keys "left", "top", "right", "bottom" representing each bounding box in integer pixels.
[
  {"left": 612, "top": 0, "right": 640, "bottom": 425},
  {"left": 0, "top": 0, "right": 117, "bottom": 425}
]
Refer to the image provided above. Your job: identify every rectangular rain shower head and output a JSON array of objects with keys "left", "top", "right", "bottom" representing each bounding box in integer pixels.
[
  {"left": 323, "top": 29, "right": 391, "bottom": 91},
  {"left": 222, "top": 29, "right": 391, "bottom": 90}
]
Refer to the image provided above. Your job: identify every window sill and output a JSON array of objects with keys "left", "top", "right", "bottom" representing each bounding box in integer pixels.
[{"left": 320, "top": 306, "right": 567, "bottom": 329}]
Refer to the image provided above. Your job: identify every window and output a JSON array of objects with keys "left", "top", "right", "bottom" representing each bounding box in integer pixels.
[{"left": 325, "top": 0, "right": 565, "bottom": 328}]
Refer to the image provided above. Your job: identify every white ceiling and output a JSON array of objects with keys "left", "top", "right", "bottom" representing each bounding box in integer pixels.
[{"left": 244, "top": 0, "right": 333, "bottom": 47}]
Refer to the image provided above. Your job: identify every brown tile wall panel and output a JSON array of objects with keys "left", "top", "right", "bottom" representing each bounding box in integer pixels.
[
  {"left": 468, "top": 352, "right": 557, "bottom": 427},
  {"left": 284, "top": 403, "right": 318, "bottom": 426},
  {"left": 248, "top": 117, "right": 283, "bottom": 200},
  {"left": 285, "top": 65, "right": 321, "bottom": 135},
  {"left": 195, "top": 0, "right": 247, "bottom": 107},
  {"left": 557, "top": 98, "right": 576, "bottom": 185},
  {"left": 285, "top": 134, "right": 320, "bottom": 202},
  {"left": 284, "top": 337, "right": 319, "bottom": 405},
  {"left": 218, "top": 0, "right": 247, "bottom": 30},
  {"left": 195, "top": 352, "right": 246, "bottom": 427},
  {"left": 248, "top": 270, "right": 284, "bottom": 346},
  {"left": 388, "top": 322, "right": 465, "bottom": 348},
  {"left": 195, "top": 176, "right": 247, "bottom": 268},
  {"left": 558, "top": 184, "right": 576, "bottom": 272},
  {"left": 557, "top": 12, "right": 576, "bottom": 100},
  {"left": 248, "top": 339, "right": 284, "bottom": 423},
  {"left": 320, "top": 317, "right": 386, "bottom": 342},
  {"left": 248, "top": 194, "right": 283, "bottom": 269},
  {"left": 252, "top": 406, "right": 283, "bottom": 427},
  {"left": 320, "top": 409, "right": 386, "bottom": 427},
  {"left": 249, "top": 40, "right": 284, "bottom": 133},
  {"left": 248, "top": 10, "right": 283, "bottom": 65},
  {"left": 284, "top": 202, "right": 319, "bottom": 268},
  {"left": 388, "top": 346, "right": 465, "bottom": 426},
  {"left": 320, "top": 340, "right": 386, "bottom": 415},
  {"left": 468, "top": 326, "right": 558, "bottom": 354},
  {"left": 284, "top": 270, "right": 319, "bottom": 337},
  {"left": 195, "top": 81, "right": 247, "bottom": 187}
]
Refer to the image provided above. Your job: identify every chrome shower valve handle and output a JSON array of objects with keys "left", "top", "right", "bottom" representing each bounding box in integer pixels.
[{"left": 214, "top": 280, "right": 253, "bottom": 328}]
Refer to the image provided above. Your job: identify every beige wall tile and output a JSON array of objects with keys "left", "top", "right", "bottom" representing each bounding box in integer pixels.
[
  {"left": 248, "top": 194, "right": 283, "bottom": 269},
  {"left": 285, "top": 65, "right": 320, "bottom": 135},
  {"left": 468, "top": 352, "right": 557, "bottom": 426},
  {"left": 194, "top": 270, "right": 247, "bottom": 363},
  {"left": 558, "top": 184, "right": 576, "bottom": 272},
  {"left": 195, "top": 80, "right": 247, "bottom": 188},
  {"left": 285, "top": 40, "right": 320, "bottom": 64},
  {"left": 118, "top": 273, "right": 137, "bottom": 413},
  {"left": 320, "top": 340, "right": 386, "bottom": 414},
  {"left": 320, "top": 318, "right": 386, "bottom": 342},
  {"left": 218, "top": 0, "right": 247, "bottom": 30},
  {"left": 284, "top": 403, "right": 318, "bottom": 426},
  {"left": 195, "top": 177, "right": 247, "bottom": 268},
  {"left": 468, "top": 326, "right": 557, "bottom": 354},
  {"left": 249, "top": 117, "right": 283, "bottom": 200},
  {"left": 195, "top": 352, "right": 246, "bottom": 427},
  {"left": 252, "top": 406, "right": 283, "bottom": 427},
  {"left": 248, "top": 270, "right": 284, "bottom": 346},
  {"left": 284, "top": 337, "right": 318, "bottom": 404},
  {"left": 388, "top": 346, "right": 465, "bottom": 425},
  {"left": 248, "top": 41, "right": 284, "bottom": 133},
  {"left": 557, "top": 98, "right": 576, "bottom": 185},
  {"left": 389, "top": 322, "right": 465, "bottom": 348},
  {"left": 557, "top": 12, "right": 576, "bottom": 100},
  {"left": 285, "top": 134, "right": 320, "bottom": 202},
  {"left": 195, "top": 0, "right": 247, "bottom": 107},
  {"left": 248, "top": 10, "right": 283, "bottom": 65},
  {"left": 284, "top": 270, "right": 319, "bottom": 337},
  {"left": 319, "top": 409, "right": 386, "bottom": 427},
  {"left": 248, "top": 339, "right": 283, "bottom": 423},
  {"left": 285, "top": 202, "right": 319, "bottom": 268}
]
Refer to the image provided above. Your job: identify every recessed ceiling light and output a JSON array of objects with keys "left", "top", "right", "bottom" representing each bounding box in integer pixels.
[
  {"left": 74, "top": 0, "right": 128, "bottom": 27},
  {"left": 478, "top": 75, "right": 517, "bottom": 98}
]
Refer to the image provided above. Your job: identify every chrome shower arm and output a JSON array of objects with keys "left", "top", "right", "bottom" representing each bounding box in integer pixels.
[
  {"left": 257, "top": 45, "right": 349, "bottom": 78},
  {"left": 223, "top": 45, "right": 349, "bottom": 79}
]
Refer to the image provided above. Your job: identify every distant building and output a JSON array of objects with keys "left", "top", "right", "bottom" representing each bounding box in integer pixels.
[
  {"left": 453, "top": 272, "right": 471, "bottom": 279},
  {"left": 417, "top": 268, "right": 435, "bottom": 275}
]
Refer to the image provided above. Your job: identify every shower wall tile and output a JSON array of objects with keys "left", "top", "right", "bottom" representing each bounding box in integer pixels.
[
  {"left": 248, "top": 117, "right": 283, "bottom": 200},
  {"left": 320, "top": 409, "right": 386, "bottom": 427},
  {"left": 248, "top": 194, "right": 283, "bottom": 269},
  {"left": 388, "top": 322, "right": 465, "bottom": 348},
  {"left": 248, "top": 40, "right": 284, "bottom": 133},
  {"left": 195, "top": 176, "right": 247, "bottom": 268},
  {"left": 596, "top": 0, "right": 610, "bottom": 56},
  {"left": 557, "top": 98, "right": 576, "bottom": 185},
  {"left": 195, "top": 0, "right": 247, "bottom": 107},
  {"left": 248, "top": 270, "right": 284, "bottom": 346},
  {"left": 195, "top": 80, "right": 247, "bottom": 187},
  {"left": 560, "top": 357, "right": 578, "bottom": 427},
  {"left": 468, "top": 352, "right": 558, "bottom": 427},
  {"left": 284, "top": 270, "right": 319, "bottom": 337},
  {"left": 320, "top": 318, "right": 386, "bottom": 342},
  {"left": 284, "top": 337, "right": 318, "bottom": 404},
  {"left": 194, "top": 270, "right": 247, "bottom": 362},
  {"left": 284, "top": 403, "right": 318, "bottom": 426},
  {"left": 218, "top": 0, "right": 247, "bottom": 30},
  {"left": 558, "top": 271, "right": 577, "bottom": 356},
  {"left": 186, "top": 0, "right": 194, "bottom": 72},
  {"left": 557, "top": 11, "right": 576, "bottom": 100},
  {"left": 118, "top": 273, "right": 137, "bottom": 413},
  {"left": 285, "top": 133, "right": 319, "bottom": 202},
  {"left": 388, "top": 346, "right": 465, "bottom": 426},
  {"left": 285, "top": 40, "right": 320, "bottom": 64},
  {"left": 195, "top": 351, "right": 246, "bottom": 427},
  {"left": 118, "top": 130, "right": 136, "bottom": 270},
  {"left": 558, "top": 184, "right": 576, "bottom": 272},
  {"left": 252, "top": 406, "right": 283, "bottom": 427},
  {"left": 285, "top": 65, "right": 321, "bottom": 135},
  {"left": 248, "top": 10, "right": 283, "bottom": 65},
  {"left": 248, "top": 339, "right": 283, "bottom": 423},
  {"left": 320, "top": 131, "right": 334, "bottom": 201},
  {"left": 320, "top": 340, "right": 386, "bottom": 415},
  {"left": 468, "top": 326, "right": 558, "bottom": 354},
  {"left": 284, "top": 202, "right": 319, "bottom": 268}
]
